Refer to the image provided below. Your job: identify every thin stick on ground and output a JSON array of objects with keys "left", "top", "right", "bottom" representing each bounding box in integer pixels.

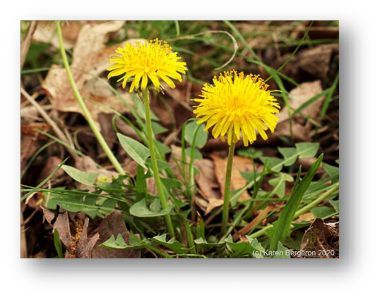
[
  {"left": 20, "top": 88, "right": 78, "bottom": 158},
  {"left": 20, "top": 21, "right": 37, "bottom": 69}
]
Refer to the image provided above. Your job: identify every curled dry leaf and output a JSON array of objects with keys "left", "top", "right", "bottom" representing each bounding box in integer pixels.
[
  {"left": 168, "top": 145, "right": 185, "bottom": 180},
  {"left": 38, "top": 156, "right": 64, "bottom": 182},
  {"left": 205, "top": 198, "right": 224, "bottom": 215},
  {"left": 211, "top": 154, "right": 254, "bottom": 201},
  {"left": 294, "top": 212, "right": 315, "bottom": 223},
  {"left": 33, "top": 21, "right": 86, "bottom": 49},
  {"left": 76, "top": 217, "right": 100, "bottom": 258},
  {"left": 20, "top": 123, "right": 50, "bottom": 169},
  {"left": 44, "top": 210, "right": 72, "bottom": 248},
  {"left": 194, "top": 155, "right": 255, "bottom": 214},
  {"left": 194, "top": 196, "right": 224, "bottom": 215},
  {"left": 194, "top": 159, "right": 221, "bottom": 200},
  {"left": 299, "top": 218, "right": 339, "bottom": 258},
  {"left": 42, "top": 210, "right": 103, "bottom": 258},
  {"left": 276, "top": 80, "right": 325, "bottom": 141},
  {"left": 193, "top": 158, "right": 223, "bottom": 214},
  {"left": 42, "top": 21, "right": 132, "bottom": 128},
  {"left": 297, "top": 44, "right": 338, "bottom": 79}
]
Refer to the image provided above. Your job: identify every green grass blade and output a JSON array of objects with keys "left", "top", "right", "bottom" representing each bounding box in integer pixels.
[
  {"left": 269, "top": 154, "right": 323, "bottom": 251},
  {"left": 320, "top": 73, "right": 339, "bottom": 118}
]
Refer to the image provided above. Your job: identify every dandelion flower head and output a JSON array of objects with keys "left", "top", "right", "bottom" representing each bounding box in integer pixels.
[
  {"left": 193, "top": 71, "right": 280, "bottom": 146},
  {"left": 107, "top": 39, "right": 187, "bottom": 92}
]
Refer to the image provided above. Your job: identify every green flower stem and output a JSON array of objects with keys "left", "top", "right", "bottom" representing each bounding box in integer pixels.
[
  {"left": 221, "top": 141, "right": 236, "bottom": 235},
  {"left": 142, "top": 89, "right": 175, "bottom": 239},
  {"left": 55, "top": 21, "right": 125, "bottom": 175}
]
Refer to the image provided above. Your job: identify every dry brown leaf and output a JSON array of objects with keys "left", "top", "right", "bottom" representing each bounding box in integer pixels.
[
  {"left": 276, "top": 80, "right": 324, "bottom": 141},
  {"left": 297, "top": 44, "right": 338, "bottom": 78},
  {"left": 91, "top": 211, "right": 140, "bottom": 258},
  {"left": 43, "top": 210, "right": 71, "bottom": 248},
  {"left": 276, "top": 122, "right": 310, "bottom": 141},
  {"left": 42, "top": 21, "right": 132, "bottom": 128},
  {"left": 299, "top": 219, "right": 339, "bottom": 258},
  {"left": 205, "top": 198, "right": 224, "bottom": 215},
  {"left": 168, "top": 145, "right": 186, "bottom": 181},
  {"left": 294, "top": 212, "right": 315, "bottom": 223},
  {"left": 194, "top": 196, "right": 208, "bottom": 212},
  {"left": 33, "top": 21, "right": 86, "bottom": 49},
  {"left": 76, "top": 218, "right": 100, "bottom": 258},
  {"left": 20, "top": 123, "right": 50, "bottom": 169},
  {"left": 194, "top": 159, "right": 220, "bottom": 200},
  {"left": 211, "top": 154, "right": 254, "bottom": 201},
  {"left": 281, "top": 80, "right": 324, "bottom": 121},
  {"left": 38, "top": 156, "right": 64, "bottom": 182},
  {"left": 194, "top": 196, "right": 223, "bottom": 215},
  {"left": 60, "top": 214, "right": 100, "bottom": 258},
  {"left": 150, "top": 96, "right": 174, "bottom": 127}
]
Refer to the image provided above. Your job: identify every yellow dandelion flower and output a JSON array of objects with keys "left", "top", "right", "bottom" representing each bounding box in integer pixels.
[
  {"left": 107, "top": 39, "right": 187, "bottom": 93},
  {"left": 193, "top": 71, "right": 280, "bottom": 146}
]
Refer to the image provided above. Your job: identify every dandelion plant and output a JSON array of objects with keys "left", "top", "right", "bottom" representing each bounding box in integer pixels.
[
  {"left": 193, "top": 71, "right": 280, "bottom": 234},
  {"left": 107, "top": 39, "right": 188, "bottom": 238}
]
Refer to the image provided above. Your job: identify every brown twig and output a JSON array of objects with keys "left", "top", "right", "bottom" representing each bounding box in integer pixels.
[
  {"left": 20, "top": 88, "right": 78, "bottom": 158},
  {"left": 233, "top": 205, "right": 274, "bottom": 240},
  {"left": 20, "top": 21, "right": 37, "bottom": 69}
]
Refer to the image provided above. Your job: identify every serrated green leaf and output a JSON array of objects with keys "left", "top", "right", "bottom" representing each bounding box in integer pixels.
[
  {"left": 184, "top": 120, "right": 208, "bottom": 148},
  {"left": 323, "top": 163, "right": 339, "bottom": 183},
  {"left": 260, "top": 157, "right": 283, "bottom": 172},
  {"left": 102, "top": 234, "right": 128, "bottom": 249},
  {"left": 240, "top": 171, "right": 261, "bottom": 183},
  {"left": 269, "top": 172, "right": 294, "bottom": 197},
  {"left": 117, "top": 133, "right": 150, "bottom": 169},
  {"left": 273, "top": 242, "right": 291, "bottom": 258},
  {"left": 152, "top": 234, "right": 188, "bottom": 254},
  {"left": 185, "top": 147, "right": 202, "bottom": 160},
  {"left": 151, "top": 121, "right": 168, "bottom": 134},
  {"left": 62, "top": 165, "right": 97, "bottom": 186},
  {"left": 311, "top": 206, "right": 337, "bottom": 219},
  {"left": 129, "top": 198, "right": 171, "bottom": 218},
  {"left": 161, "top": 178, "right": 182, "bottom": 189},
  {"left": 226, "top": 240, "right": 254, "bottom": 257},
  {"left": 329, "top": 199, "right": 339, "bottom": 212},
  {"left": 237, "top": 148, "right": 263, "bottom": 159},
  {"left": 194, "top": 237, "right": 225, "bottom": 250},
  {"left": 226, "top": 236, "right": 266, "bottom": 258},
  {"left": 154, "top": 140, "right": 171, "bottom": 156},
  {"left": 295, "top": 142, "right": 319, "bottom": 158},
  {"left": 44, "top": 189, "right": 116, "bottom": 219},
  {"left": 278, "top": 147, "right": 298, "bottom": 166},
  {"left": 247, "top": 236, "right": 266, "bottom": 258},
  {"left": 264, "top": 143, "right": 320, "bottom": 173},
  {"left": 102, "top": 233, "right": 147, "bottom": 249}
]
